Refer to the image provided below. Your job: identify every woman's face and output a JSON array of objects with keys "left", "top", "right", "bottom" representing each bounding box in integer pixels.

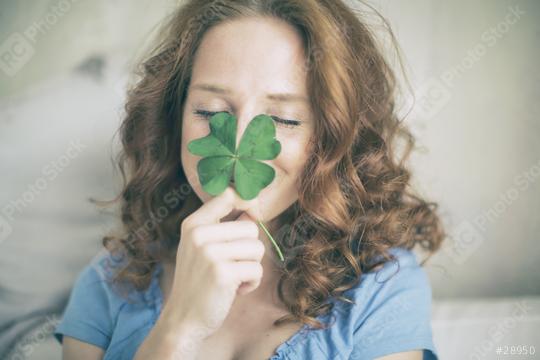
[{"left": 181, "top": 16, "right": 314, "bottom": 224}]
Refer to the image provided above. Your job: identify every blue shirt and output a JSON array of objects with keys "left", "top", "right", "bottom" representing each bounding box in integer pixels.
[{"left": 54, "top": 247, "right": 439, "bottom": 359}]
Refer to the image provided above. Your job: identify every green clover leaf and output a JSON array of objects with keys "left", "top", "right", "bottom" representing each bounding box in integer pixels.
[
  {"left": 187, "top": 111, "right": 282, "bottom": 199},
  {"left": 187, "top": 111, "right": 285, "bottom": 262}
]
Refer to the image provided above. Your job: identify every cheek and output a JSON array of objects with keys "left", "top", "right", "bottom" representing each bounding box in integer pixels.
[
  {"left": 181, "top": 118, "right": 208, "bottom": 156},
  {"left": 275, "top": 133, "right": 311, "bottom": 179},
  {"left": 180, "top": 122, "right": 204, "bottom": 180}
]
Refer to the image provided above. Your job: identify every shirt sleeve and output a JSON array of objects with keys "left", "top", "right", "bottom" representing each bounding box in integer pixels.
[
  {"left": 350, "top": 251, "right": 439, "bottom": 360},
  {"left": 54, "top": 257, "right": 115, "bottom": 350}
]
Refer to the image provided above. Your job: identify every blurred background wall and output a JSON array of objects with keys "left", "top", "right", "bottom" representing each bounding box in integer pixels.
[{"left": 0, "top": 0, "right": 538, "bottom": 303}]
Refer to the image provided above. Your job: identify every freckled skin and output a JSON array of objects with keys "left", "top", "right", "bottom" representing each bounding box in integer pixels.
[{"left": 181, "top": 16, "right": 314, "bottom": 228}]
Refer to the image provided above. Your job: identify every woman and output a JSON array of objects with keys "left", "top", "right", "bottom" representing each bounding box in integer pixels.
[{"left": 54, "top": 0, "right": 445, "bottom": 359}]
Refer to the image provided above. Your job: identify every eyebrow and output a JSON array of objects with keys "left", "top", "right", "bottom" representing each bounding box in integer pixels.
[{"left": 191, "top": 83, "right": 309, "bottom": 103}]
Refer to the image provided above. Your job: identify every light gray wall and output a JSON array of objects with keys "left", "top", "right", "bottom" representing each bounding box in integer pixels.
[
  {"left": 0, "top": 0, "right": 175, "bottom": 96},
  {"left": 374, "top": 0, "right": 540, "bottom": 298},
  {"left": 1, "top": 0, "right": 538, "bottom": 299}
]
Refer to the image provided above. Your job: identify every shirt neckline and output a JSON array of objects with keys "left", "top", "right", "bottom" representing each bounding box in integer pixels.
[{"left": 148, "top": 261, "right": 332, "bottom": 359}]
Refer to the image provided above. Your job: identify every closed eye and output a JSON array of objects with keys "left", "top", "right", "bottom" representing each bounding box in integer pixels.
[
  {"left": 192, "top": 110, "right": 301, "bottom": 128},
  {"left": 193, "top": 110, "right": 231, "bottom": 119},
  {"left": 269, "top": 115, "right": 301, "bottom": 128}
]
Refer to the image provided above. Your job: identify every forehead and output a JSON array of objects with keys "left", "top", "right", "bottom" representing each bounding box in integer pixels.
[{"left": 190, "top": 17, "right": 308, "bottom": 100}]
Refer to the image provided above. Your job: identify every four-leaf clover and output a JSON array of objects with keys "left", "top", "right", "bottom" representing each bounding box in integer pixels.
[{"left": 187, "top": 111, "right": 282, "bottom": 200}]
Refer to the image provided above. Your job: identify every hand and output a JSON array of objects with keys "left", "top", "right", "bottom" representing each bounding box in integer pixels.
[{"left": 165, "top": 186, "right": 266, "bottom": 339}]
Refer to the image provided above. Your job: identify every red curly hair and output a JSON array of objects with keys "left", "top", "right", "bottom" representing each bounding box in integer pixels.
[{"left": 92, "top": 0, "right": 446, "bottom": 331}]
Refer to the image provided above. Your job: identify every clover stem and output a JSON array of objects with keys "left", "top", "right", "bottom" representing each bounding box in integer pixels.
[{"left": 256, "top": 219, "right": 285, "bottom": 262}]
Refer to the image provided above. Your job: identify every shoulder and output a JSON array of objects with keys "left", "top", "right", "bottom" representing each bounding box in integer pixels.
[
  {"left": 342, "top": 247, "right": 432, "bottom": 308},
  {"left": 362, "top": 246, "right": 431, "bottom": 295},
  {"left": 343, "top": 247, "right": 438, "bottom": 359},
  {"left": 53, "top": 250, "right": 131, "bottom": 349},
  {"left": 69, "top": 249, "right": 130, "bottom": 307}
]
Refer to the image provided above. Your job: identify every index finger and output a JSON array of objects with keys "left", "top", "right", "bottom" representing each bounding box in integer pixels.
[{"left": 184, "top": 187, "right": 256, "bottom": 229}]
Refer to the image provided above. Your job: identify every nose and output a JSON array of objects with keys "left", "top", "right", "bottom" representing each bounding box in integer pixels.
[
  {"left": 233, "top": 111, "right": 253, "bottom": 151},
  {"left": 230, "top": 109, "right": 274, "bottom": 161}
]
